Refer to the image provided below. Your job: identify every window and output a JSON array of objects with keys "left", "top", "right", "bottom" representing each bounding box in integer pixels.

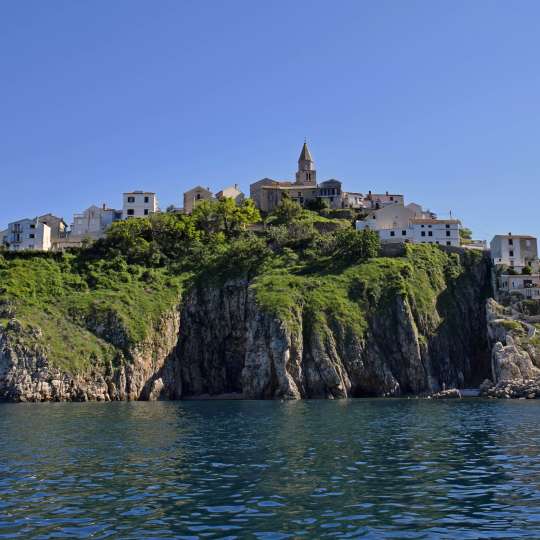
[
  {"left": 127, "top": 196, "right": 135, "bottom": 203},
  {"left": 446, "top": 224, "right": 450, "bottom": 228},
  {"left": 421, "top": 231, "right": 426, "bottom": 237},
  {"left": 144, "top": 196, "right": 149, "bottom": 203},
  {"left": 144, "top": 209, "right": 149, "bottom": 215},
  {"left": 29, "top": 234, "right": 35, "bottom": 239},
  {"left": 446, "top": 231, "right": 450, "bottom": 237},
  {"left": 390, "top": 231, "right": 395, "bottom": 237},
  {"left": 30, "top": 224, "right": 35, "bottom": 229},
  {"left": 402, "top": 230, "right": 406, "bottom": 236},
  {"left": 421, "top": 224, "right": 424, "bottom": 228},
  {"left": 127, "top": 209, "right": 135, "bottom": 216},
  {"left": 509, "top": 250, "right": 514, "bottom": 257},
  {"left": 446, "top": 241, "right": 451, "bottom": 246},
  {"left": 509, "top": 238, "right": 513, "bottom": 246},
  {"left": 428, "top": 231, "right": 433, "bottom": 237}
]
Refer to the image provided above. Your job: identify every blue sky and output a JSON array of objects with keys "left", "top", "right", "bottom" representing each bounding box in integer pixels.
[{"left": 1, "top": 0, "right": 539, "bottom": 240}]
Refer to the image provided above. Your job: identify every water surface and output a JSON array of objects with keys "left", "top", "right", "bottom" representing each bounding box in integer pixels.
[{"left": 1, "top": 399, "right": 540, "bottom": 539}]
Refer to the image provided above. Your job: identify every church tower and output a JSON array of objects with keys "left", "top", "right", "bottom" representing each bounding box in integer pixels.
[{"left": 295, "top": 141, "right": 317, "bottom": 185}]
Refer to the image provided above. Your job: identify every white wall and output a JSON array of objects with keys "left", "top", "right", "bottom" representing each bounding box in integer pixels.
[
  {"left": 122, "top": 192, "right": 158, "bottom": 219},
  {"left": 7, "top": 219, "right": 51, "bottom": 251}
]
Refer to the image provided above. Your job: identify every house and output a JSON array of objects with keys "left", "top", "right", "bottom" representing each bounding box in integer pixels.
[
  {"left": 490, "top": 234, "right": 538, "bottom": 271},
  {"left": 122, "top": 191, "right": 158, "bottom": 219},
  {"left": 355, "top": 203, "right": 461, "bottom": 246},
  {"left": 498, "top": 273, "right": 540, "bottom": 299},
  {"left": 5, "top": 218, "right": 51, "bottom": 251},
  {"left": 216, "top": 184, "right": 244, "bottom": 205},
  {"left": 37, "top": 214, "right": 68, "bottom": 242},
  {"left": 0, "top": 229, "right": 7, "bottom": 247},
  {"left": 71, "top": 204, "right": 122, "bottom": 239},
  {"left": 183, "top": 186, "right": 213, "bottom": 214},
  {"left": 364, "top": 191, "right": 405, "bottom": 209}
]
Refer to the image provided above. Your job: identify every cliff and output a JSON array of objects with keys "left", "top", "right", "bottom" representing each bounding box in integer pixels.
[{"left": 0, "top": 245, "right": 492, "bottom": 401}]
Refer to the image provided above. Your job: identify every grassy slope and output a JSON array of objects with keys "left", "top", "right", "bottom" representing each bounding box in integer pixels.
[
  {"left": 0, "top": 254, "right": 187, "bottom": 373},
  {"left": 251, "top": 244, "right": 481, "bottom": 339}
]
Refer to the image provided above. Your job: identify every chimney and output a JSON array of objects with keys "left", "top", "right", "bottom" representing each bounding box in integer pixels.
[{"left": 386, "top": 191, "right": 389, "bottom": 195}]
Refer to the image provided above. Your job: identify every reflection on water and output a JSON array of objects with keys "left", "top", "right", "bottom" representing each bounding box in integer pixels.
[{"left": 1, "top": 399, "right": 540, "bottom": 538}]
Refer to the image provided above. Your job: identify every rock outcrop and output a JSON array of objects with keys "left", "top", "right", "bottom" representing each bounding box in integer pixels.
[
  {"left": 480, "top": 297, "right": 540, "bottom": 398},
  {"left": 0, "top": 308, "right": 181, "bottom": 402}
]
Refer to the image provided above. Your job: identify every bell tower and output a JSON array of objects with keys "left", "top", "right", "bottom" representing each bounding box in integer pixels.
[{"left": 295, "top": 141, "right": 317, "bottom": 185}]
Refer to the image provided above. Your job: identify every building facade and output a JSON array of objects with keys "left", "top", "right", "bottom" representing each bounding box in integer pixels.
[
  {"left": 356, "top": 203, "right": 461, "bottom": 246},
  {"left": 71, "top": 204, "right": 122, "bottom": 239},
  {"left": 122, "top": 191, "right": 158, "bottom": 219},
  {"left": 498, "top": 273, "right": 540, "bottom": 298},
  {"left": 183, "top": 186, "right": 213, "bottom": 214},
  {"left": 216, "top": 184, "right": 245, "bottom": 205},
  {"left": 490, "top": 234, "right": 538, "bottom": 271},
  {"left": 4, "top": 218, "right": 51, "bottom": 251}
]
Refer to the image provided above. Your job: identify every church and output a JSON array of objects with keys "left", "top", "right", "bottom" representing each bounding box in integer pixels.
[{"left": 249, "top": 142, "right": 353, "bottom": 213}]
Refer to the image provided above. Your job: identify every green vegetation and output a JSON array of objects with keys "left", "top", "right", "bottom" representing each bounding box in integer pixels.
[
  {"left": 0, "top": 196, "right": 482, "bottom": 375},
  {"left": 459, "top": 227, "right": 473, "bottom": 243}
]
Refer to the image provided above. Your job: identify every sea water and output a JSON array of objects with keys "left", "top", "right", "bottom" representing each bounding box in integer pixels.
[{"left": 1, "top": 399, "right": 539, "bottom": 539}]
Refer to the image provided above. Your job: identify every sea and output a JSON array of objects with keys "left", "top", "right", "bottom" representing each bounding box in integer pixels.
[{"left": 1, "top": 399, "right": 539, "bottom": 539}]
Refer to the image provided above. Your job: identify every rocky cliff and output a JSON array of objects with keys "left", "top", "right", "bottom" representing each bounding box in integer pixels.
[
  {"left": 170, "top": 250, "right": 492, "bottom": 399},
  {"left": 480, "top": 297, "right": 540, "bottom": 398},
  {"left": 0, "top": 246, "right": 493, "bottom": 401}
]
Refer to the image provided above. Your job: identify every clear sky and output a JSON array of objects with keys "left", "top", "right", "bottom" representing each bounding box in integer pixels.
[{"left": 1, "top": 0, "right": 539, "bottom": 240}]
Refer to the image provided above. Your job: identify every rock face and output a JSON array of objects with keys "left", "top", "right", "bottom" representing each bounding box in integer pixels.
[
  {"left": 0, "top": 309, "right": 180, "bottom": 402},
  {"left": 0, "top": 253, "right": 493, "bottom": 402},
  {"left": 481, "top": 298, "right": 540, "bottom": 399},
  {"left": 169, "top": 255, "right": 491, "bottom": 399}
]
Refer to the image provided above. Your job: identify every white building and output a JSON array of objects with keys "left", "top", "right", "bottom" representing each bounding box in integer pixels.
[
  {"left": 71, "top": 204, "right": 122, "bottom": 239},
  {"left": 5, "top": 218, "right": 51, "bottom": 251},
  {"left": 490, "top": 234, "right": 538, "bottom": 271},
  {"left": 122, "top": 191, "right": 158, "bottom": 219},
  {"left": 356, "top": 203, "right": 461, "bottom": 246}
]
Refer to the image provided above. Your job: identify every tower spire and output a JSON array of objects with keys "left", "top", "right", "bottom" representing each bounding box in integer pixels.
[{"left": 296, "top": 140, "right": 316, "bottom": 185}]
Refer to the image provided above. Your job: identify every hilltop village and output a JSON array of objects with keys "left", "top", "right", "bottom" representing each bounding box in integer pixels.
[{"left": 1, "top": 142, "right": 539, "bottom": 299}]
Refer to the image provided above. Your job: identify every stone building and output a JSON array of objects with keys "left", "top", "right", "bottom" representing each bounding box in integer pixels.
[
  {"left": 490, "top": 234, "right": 538, "bottom": 272},
  {"left": 183, "top": 186, "right": 213, "bottom": 214},
  {"left": 249, "top": 142, "right": 403, "bottom": 213}
]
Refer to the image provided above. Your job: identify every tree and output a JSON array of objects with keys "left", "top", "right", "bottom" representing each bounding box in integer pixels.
[
  {"left": 305, "top": 197, "right": 329, "bottom": 213},
  {"left": 459, "top": 228, "right": 473, "bottom": 243},
  {"left": 334, "top": 229, "right": 380, "bottom": 262},
  {"left": 268, "top": 196, "right": 303, "bottom": 225},
  {"left": 522, "top": 265, "right": 533, "bottom": 275},
  {"left": 192, "top": 198, "right": 261, "bottom": 237}
]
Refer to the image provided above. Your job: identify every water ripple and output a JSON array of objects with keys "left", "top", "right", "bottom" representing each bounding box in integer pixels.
[{"left": 1, "top": 399, "right": 540, "bottom": 538}]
